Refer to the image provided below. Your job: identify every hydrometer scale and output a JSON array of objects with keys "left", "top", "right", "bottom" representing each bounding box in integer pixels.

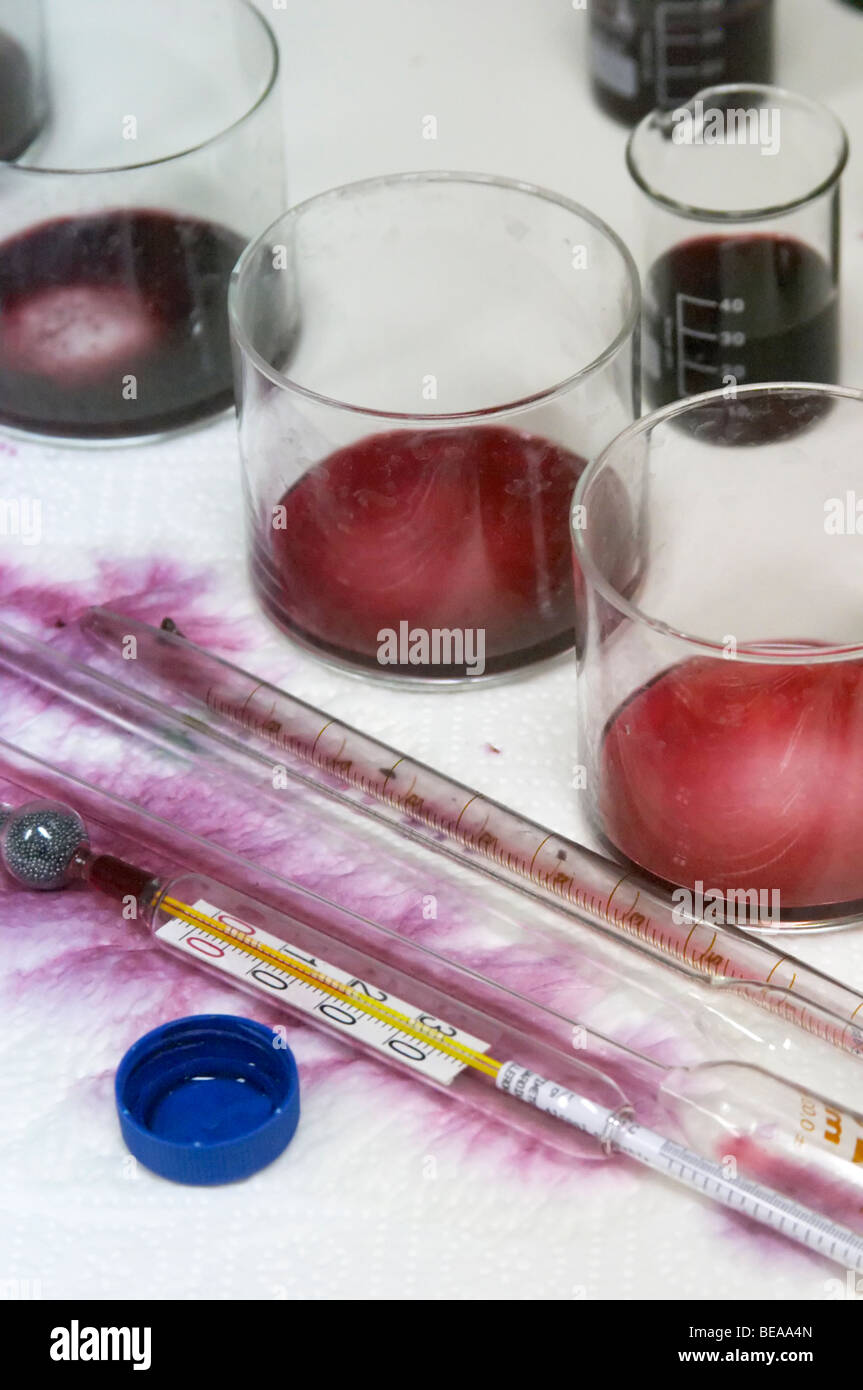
[{"left": 78, "top": 608, "right": 863, "bottom": 1062}]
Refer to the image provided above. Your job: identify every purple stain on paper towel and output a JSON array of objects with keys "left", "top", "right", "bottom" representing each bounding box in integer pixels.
[
  {"left": 0, "top": 559, "right": 835, "bottom": 1268},
  {"left": 0, "top": 557, "right": 255, "bottom": 652}
]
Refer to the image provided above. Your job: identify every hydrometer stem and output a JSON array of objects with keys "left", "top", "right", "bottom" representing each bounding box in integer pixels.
[{"left": 77, "top": 609, "right": 863, "bottom": 1060}]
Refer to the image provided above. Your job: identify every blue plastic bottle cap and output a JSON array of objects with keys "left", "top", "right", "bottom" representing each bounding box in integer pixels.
[{"left": 115, "top": 1015, "right": 300, "bottom": 1185}]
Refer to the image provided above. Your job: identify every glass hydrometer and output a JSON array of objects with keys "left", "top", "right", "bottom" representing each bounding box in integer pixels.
[
  {"left": 69, "top": 608, "right": 863, "bottom": 1061},
  {"left": 2, "top": 785, "right": 863, "bottom": 1273}
]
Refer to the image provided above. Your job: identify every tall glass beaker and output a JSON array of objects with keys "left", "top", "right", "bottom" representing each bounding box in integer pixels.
[
  {"left": 588, "top": 0, "right": 775, "bottom": 125},
  {"left": 627, "top": 84, "right": 848, "bottom": 411}
]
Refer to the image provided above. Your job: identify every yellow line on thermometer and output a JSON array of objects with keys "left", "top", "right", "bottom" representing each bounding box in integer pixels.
[{"left": 161, "top": 896, "right": 502, "bottom": 1079}]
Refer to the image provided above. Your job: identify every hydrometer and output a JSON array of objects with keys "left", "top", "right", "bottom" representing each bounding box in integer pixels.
[
  {"left": 2, "top": 788, "right": 863, "bottom": 1271},
  {"left": 71, "top": 608, "right": 863, "bottom": 1061}
]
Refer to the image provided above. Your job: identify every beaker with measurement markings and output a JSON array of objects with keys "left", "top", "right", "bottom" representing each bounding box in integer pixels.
[
  {"left": 588, "top": 0, "right": 775, "bottom": 126},
  {"left": 627, "top": 85, "right": 847, "bottom": 412}
]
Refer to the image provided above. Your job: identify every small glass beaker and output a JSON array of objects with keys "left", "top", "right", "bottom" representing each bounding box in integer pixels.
[
  {"left": 230, "top": 172, "right": 640, "bottom": 686},
  {"left": 0, "top": 0, "right": 46, "bottom": 160},
  {"left": 572, "top": 383, "right": 863, "bottom": 925},
  {"left": 0, "top": 0, "right": 283, "bottom": 445},
  {"left": 588, "top": 0, "right": 775, "bottom": 125},
  {"left": 627, "top": 84, "right": 848, "bottom": 414}
]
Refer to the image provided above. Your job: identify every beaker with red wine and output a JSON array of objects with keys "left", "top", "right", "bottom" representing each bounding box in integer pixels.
[
  {"left": 627, "top": 85, "right": 847, "bottom": 416},
  {"left": 572, "top": 383, "right": 863, "bottom": 927},
  {"left": 588, "top": 0, "right": 775, "bottom": 125},
  {"left": 230, "top": 173, "right": 640, "bottom": 685},
  {"left": 0, "top": 0, "right": 284, "bottom": 444}
]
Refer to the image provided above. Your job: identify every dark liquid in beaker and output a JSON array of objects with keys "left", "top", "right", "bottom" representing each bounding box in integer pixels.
[
  {"left": 644, "top": 235, "right": 838, "bottom": 413},
  {"left": 255, "top": 425, "right": 586, "bottom": 680},
  {"left": 0, "top": 29, "right": 41, "bottom": 159},
  {"left": 0, "top": 209, "right": 245, "bottom": 439},
  {"left": 589, "top": 0, "right": 775, "bottom": 125}
]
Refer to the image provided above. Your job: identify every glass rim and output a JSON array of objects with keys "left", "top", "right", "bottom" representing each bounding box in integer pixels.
[
  {"left": 1, "top": 0, "right": 279, "bottom": 178},
  {"left": 228, "top": 169, "right": 641, "bottom": 424},
  {"left": 626, "top": 83, "right": 850, "bottom": 225},
  {"left": 572, "top": 382, "right": 863, "bottom": 666}
]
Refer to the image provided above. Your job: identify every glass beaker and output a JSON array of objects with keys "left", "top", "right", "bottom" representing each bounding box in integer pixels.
[
  {"left": 588, "top": 0, "right": 775, "bottom": 125},
  {"left": 572, "top": 383, "right": 863, "bottom": 926},
  {"left": 230, "top": 172, "right": 640, "bottom": 686},
  {"left": 0, "top": 0, "right": 282, "bottom": 445},
  {"left": 627, "top": 84, "right": 848, "bottom": 413},
  {"left": 0, "top": 0, "right": 46, "bottom": 160}
]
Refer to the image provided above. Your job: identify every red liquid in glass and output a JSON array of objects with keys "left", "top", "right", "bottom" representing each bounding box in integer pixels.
[
  {"left": 589, "top": 0, "right": 774, "bottom": 125},
  {"left": 0, "top": 30, "right": 40, "bottom": 159},
  {"left": 256, "top": 426, "right": 586, "bottom": 679},
  {"left": 0, "top": 209, "right": 245, "bottom": 438},
  {"left": 645, "top": 235, "right": 838, "bottom": 414},
  {"left": 599, "top": 652, "right": 863, "bottom": 909}
]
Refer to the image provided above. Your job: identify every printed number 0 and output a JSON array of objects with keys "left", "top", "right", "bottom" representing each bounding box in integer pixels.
[
  {"left": 185, "top": 937, "right": 224, "bottom": 959},
  {"left": 318, "top": 1003, "right": 358, "bottom": 1026},
  {"left": 387, "top": 1038, "right": 428, "bottom": 1063}
]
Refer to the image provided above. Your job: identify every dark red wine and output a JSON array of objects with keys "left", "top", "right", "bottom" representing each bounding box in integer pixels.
[
  {"left": 0, "top": 30, "right": 41, "bottom": 160},
  {"left": 589, "top": 0, "right": 774, "bottom": 125},
  {"left": 0, "top": 209, "right": 245, "bottom": 439},
  {"left": 255, "top": 425, "right": 586, "bottom": 679},
  {"left": 644, "top": 234, "right": 838, "bottom": 413},
  {"left": 599, "top": 652, "right": 863, "bottom": 909}
]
